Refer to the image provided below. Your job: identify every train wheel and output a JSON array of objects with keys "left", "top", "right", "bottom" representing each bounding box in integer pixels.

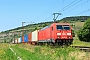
[
  {"left": 38, "top": 42, "right": 43, "bottom": 46},
  {"left": 57, "top": 42, "right": 62, "bottom": 46},
  {"left": 68, "top": 40, "right": 73, "bottom": 45},
  {"left": 65, "top": 40, "right": 69, "bottom": 46}
]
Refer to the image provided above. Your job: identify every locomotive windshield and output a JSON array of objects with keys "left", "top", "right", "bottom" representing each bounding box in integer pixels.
[
  {"left": 63, "top": 25, "right": 70, "bottom": 30},
  {"left": 57, "top": 25, "right": 63, "bottom": 30},
  {"left": 56, "top": 25, "right": 70, "bottom": 30}
]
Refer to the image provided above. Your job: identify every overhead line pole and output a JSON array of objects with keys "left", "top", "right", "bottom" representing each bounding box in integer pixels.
[
  {"left": 22, "top": 22, "right": 25, "bottom": 36},
  {"left": 22, "top": 22, "right": 35, "bottom": 36},
  {"left": 53, "top": 13, "right": 61, "bottom": 22}
]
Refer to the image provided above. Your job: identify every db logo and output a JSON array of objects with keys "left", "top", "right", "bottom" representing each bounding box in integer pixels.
[{"left": 62, "top": 32, "right": 66, "bottom": 35}]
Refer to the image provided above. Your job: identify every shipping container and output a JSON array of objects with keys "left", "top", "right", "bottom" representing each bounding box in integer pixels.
[
  {"left": 22, "top": 36, "right": 24, "bottom": 42},
  {"left": 20, "top": 37, "right": 22, "bottom": 43},
  {"left": 18, "top": 37, "right": 22, "bottom": 43},
  {"left": 12, "top": 40, "right": 14, "bottom": 44},
  {"left": 18, "top": 38, "right": 20, "bottom": 43},
  {"left": 15, "top": 39, "right": 18, "bottom": 43},
  {"left": 24, "top": 34, "right": 28, "bottom": 42},
  {"left": 28, "top": 32, "right": 32, "bottom": 42},
  {"left": 32, "top": 30, "right": 38, "bottom": 42}
]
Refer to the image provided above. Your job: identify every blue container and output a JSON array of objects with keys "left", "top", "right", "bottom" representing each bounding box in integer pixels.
[
  {"left": 24, "top": 34, "right": 28, "bottom": 42},
  {"left": 20, "top": 37, "right": 22, "bottom": 43}
]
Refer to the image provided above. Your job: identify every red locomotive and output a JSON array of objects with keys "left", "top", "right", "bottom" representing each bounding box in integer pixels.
[{"left": 38, "top": 23, "right": 73, "bottom": 45}]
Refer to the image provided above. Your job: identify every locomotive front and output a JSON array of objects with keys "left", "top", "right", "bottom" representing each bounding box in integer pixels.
[{"left": 54, "top": 23, "right": 73, "bottom": 45}]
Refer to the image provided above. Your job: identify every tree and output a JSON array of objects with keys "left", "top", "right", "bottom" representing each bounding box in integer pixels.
[
  {"left": 43, "top": 23, "right": 48, "bottom": 27},
  {"left": 34, "top": 27, "right": 38, "bottom": 31},
  {"left": 4, "top": 39, "right": 7, "bottom": 43},
  {"left": 78, "top": 18, "right": 90, "bottom": 42}
]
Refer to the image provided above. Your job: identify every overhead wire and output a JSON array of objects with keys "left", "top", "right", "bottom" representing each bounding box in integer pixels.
[
  {"left": 60, "top": 0, "right": 83, "bottom": 13},
  {"left": 58, "top": 0, "right": 77, "bottom": 12},
  {"left": 43, "top": 15, "right": 52, "bottom": 22},
  {"left": 56, "top": 0, "right": 78, "bottom": 20},
  {"left": 34, "top": 0, "right": 60, "bottom": 21},
  {"left": 64, "top": 0, "right": 90, "bottom": 16},
  {"left": 41, "top": 0, "right": 65, "bottom": 22},
  {"left": 48, "top": 0, "right": 79, "bottom": 21},
  {"left": 56, "top": 0, "right": 79, "bottom": 20},
  {"left": 76, "top": 9, "right": 90, "bottom": 15},
  {"left": 57, "top": 0, "right": 90, "bottom": 19},
  {"left": 58, "top": 0, "right": 90, "bottom": 20},
  {"left": 36, "top": 0, "right": 90, "bottom": 23},
  {"left": 63, "top": 0, "right": 89, "bottom": 14}
]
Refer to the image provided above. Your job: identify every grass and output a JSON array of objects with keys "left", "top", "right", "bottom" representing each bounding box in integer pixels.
[
  {"left": 71, "top": 37, "right": 90, "bottom": 47},
  {"left": 74, "top": 22, "right": 84, "bottom": 28},
  {"left": 0, "top": 43, "right": 17, "bottom": 60},
  {"left": 11, "top": 44, "right": 53, "bottom": 60},
  {"left": 10, "top": 44, "right": 90, "bottom": 60},
  {"left": 0, "top": 36, "right": 90, "bottom": 60},
  {"left": 71, "top": 21, "right": 90, "bottom": 47},
  {"left": 1, "top": 48, "right": 17, "bottom": 60}
]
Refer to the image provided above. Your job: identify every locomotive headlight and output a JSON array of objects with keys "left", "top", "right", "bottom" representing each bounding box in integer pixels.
[
  {"left": 67, "top": 33, "right": 71, "bottom": 35},
  {"left": 57, "top": 33, "right": 61, "bottom": 35}
]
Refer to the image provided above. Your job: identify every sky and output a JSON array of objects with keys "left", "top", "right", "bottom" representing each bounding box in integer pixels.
[{"left": 0, "top": 0, "right": 90, "bottom": 32}]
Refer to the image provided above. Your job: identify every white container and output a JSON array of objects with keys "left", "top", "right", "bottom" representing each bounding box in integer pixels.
[
  {"left": 15, "top": 39, "right": 18, "bottom": 43},
  {"left": 18, "top": 38, "right": 20, "bottom": 43},
  {"left": 32, "top": 30, "right": 38, "bottom": 42},
  {"left": 12, "top": 40, "right": 14, "bottom": 44}
]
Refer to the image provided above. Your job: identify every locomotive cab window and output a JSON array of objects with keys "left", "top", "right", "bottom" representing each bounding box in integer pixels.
[
  {"left": 63, "top": 25, "right": 70, "bottom": 30},
  {"left": 52, "top": 27, "right": 53, "bottom": 31},
  {"left": 56, "top": 25, "right": 63, "bottom": 30}
]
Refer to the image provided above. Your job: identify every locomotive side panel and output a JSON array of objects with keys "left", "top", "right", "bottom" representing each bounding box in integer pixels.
[{"left": 38, "top": 26, "right": 51, "bottom": 42}]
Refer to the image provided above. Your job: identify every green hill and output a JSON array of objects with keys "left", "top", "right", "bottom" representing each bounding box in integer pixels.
[
  {"left": 1, "top": 16, "right": 90, "bottom": 33},
  {"left": 60, "top": 16, "right": 90, "bottom": 22}
]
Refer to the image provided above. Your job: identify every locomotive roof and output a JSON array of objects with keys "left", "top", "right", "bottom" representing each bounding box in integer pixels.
[
  {"left": 40, "top": 23, "right": 70, "bottom": 31},
  {"left": 53, "top": 23, "right": 70, "bottom": 25}
]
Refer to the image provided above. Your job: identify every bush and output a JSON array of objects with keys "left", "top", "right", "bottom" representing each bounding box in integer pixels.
[
  {"left": 72, "top": 30, "right": 75, "bottom": 37},
  {"left": 78, "top": 19, "right": 90, "bottom": 42}
]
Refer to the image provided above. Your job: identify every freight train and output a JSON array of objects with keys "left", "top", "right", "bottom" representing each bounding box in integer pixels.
[{"left": 12, "top": 23, "right": 73, "bottom": 46}]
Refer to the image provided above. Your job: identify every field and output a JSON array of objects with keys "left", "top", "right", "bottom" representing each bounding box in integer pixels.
[
  {"left": 0, "top": 40, "right": 90, "bottom": 60},
  {"left": 72, "top": 37, "right": 90, "bottom": 47},
  {"left": 0, "top": 43, "right": 17, "bottom": 60}
]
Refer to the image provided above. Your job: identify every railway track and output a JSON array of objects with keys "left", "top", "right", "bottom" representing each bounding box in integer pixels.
[{"left": 71, "top": 46, "right": 90, "bottom": 52}]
